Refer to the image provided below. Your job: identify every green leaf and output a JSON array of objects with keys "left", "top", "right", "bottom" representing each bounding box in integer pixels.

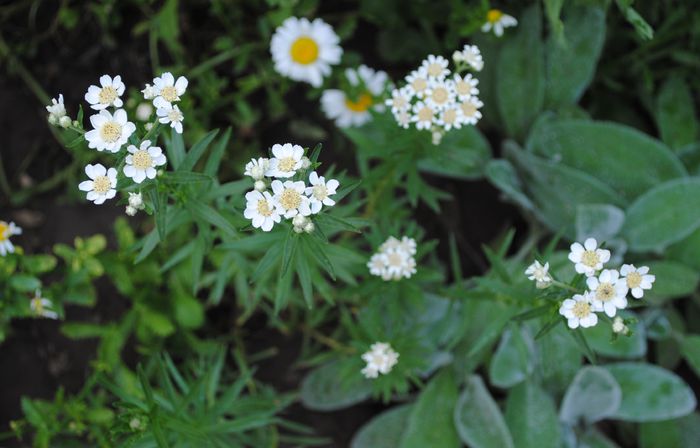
[
  {"left": 179, "top": 129, "right": 219, "bottom": 172},
  {"left": 173, "top": 294, "right": 204, "bottom": 329},
  {"left": 559, "top": 366, "right": 622, "bottom": 424},
  {"left": 615, "top": 0, "right": 653, "bottom": 40},
  {"left": 300, "top": 360, "right": 372, "bottom": 411},
  {"left": 21, "top": 255, "right": 57, "bottom": 274},
  {"left": 400, "top": 370, "right": 460, "bottom": 448},
  {"left": 488, "top": 326, "right": 534, "bottom": 388},
  {"left": 204, "top": 128, "right": 232, "bottom": 176},
  {"left": 166, "top": 128, "right": 186, "bottom": 169},
  {"left": 484, "top": 159, "right": 536, "bottom": 212},
  {"left": 9, "top": 274, "right": 41, "bottom": 292},
  {"left": 575, "top": 204, "right": 625, "bottom": 242},
  {"left": 161, "top": 171, "right": 213, "bottom": 185},
  {"left": 505, "top": 381, "right": 559, "bottom": 448},
  {"left": 61, "top": 323, "right": 106, "bottom": 339},
  {"left": 642, "top": 260, "right": 699, "bottom": 304},
  {"left": 668, "top": 228, "right": 700, "bottom": 270},
  {"left": 605, "top": 362, "right": 696, "bottom": 422},
  {"left": 656, "top": 75, "right": 699, "bottom": 151},
  {"left": 296, "top": 242, "right": 314, "bottom": 309},
  {"left": 544, "top": 5, "right": 606, "bottom": 108},
  {"left": 622, "top": 178, "right": 700, "bottom": 252},
  {"left": 351, "top": 405, "right": 413, "bottom": 448},
  {"left": 251, "top": 245, "right": 282, "bottom": 283},
  {"left": 186, "top": 201, "right": 237, "bottom": 237},
  {"left": 639, "top": 413, "right": 700, "bottom": 448},
  {"left": 280, "top": 232, "right": 298, "bottom": 279},
  {"left": 681, "top": 335, "right": 700, "bottom": 380},
  {"left": 454, "top": 375, "right": 514, "bottom": 448},
  {"left": 496, "top": 5, "right": 544, "bottom": 139},
  {"left": 527, "top": 119, "right": 686, "bottom": 201},
  {"left": 417, "top": 126, "right": 491, "bottom": 180},
  {"left": 535, "top": 323, "right": 582, "bottom": 396}
]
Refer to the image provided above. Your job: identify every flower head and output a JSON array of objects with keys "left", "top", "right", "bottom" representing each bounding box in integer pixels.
[
  {"left": 128, "top": 192, "right": 144, "bottom": 209},
  {"left": 525, "top": 260, "right": 552, "bottom": 287},
  {"left": 84, "top": 75, "right": 126, "bottom": 110},
  {"left": 420, "top": 55, "right": 450, "bottom": 80},
  {"left": 305, "top": 171, "right": 339, "bottom": 214},
  {"left": 270, "top": 17, "right": 342, "bottom": 87},
  {"left": 30, "top": 289, "right": 58, "bottom": 319},
  {"left": 157, "top": 104, "right": 184, "bottom": 134},
  {"left": 268, "top": 143, "right": 305, "bottom": 178},
  {"left": 559, "top": 292, "right": 598, "bottom": 329},
  {"left": 361, "top": 342, "right": 399, "bottom": 379},
  {"left": 620, "top": 264, "right": 655, "bottom": 299},
  {"left": 453, "top": 44, "right": 484, "bottom": 71},
  {"left": 152, "top": 72, "right": 188, "bottom": 108},
  {"left": 271, "top": 180, "right": 311, "bottom": 218},
  {"left": 0, "top": 220, "right": 22, "bottom": 256},
  {"left": 78, "top": 163, "right": 117, "bottom": 205},
  {"left": 244, "top": 190, "right": 282, "bottom": 232},
  {"left": 481, "top": 9, "right": 518, "bottom": 36},
  {"left": 124, "top": 140, "right": 167, "bottom": 184},
  {"left": 568, "top": 238, "right": 610, "bottom": 277},
  {"left": 612, "top": 316, "right": 630, "bottom": 335},
  {"left": 244, "top": 157, "right": 271, "bottom": 181},
  {"left": 368, "top": 236, "right": 417, "bottom": 281},
  {"left": 85, "top": 109, "right": 136, "bottom": 153},
  {"left": 46, "top": 94, "right": 66, "bottom": 124},
  {"left": 587, "top": 269, "right": 628, "bottom": 317}
]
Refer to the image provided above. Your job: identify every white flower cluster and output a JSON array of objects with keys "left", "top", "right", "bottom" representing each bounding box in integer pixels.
[
  {"left": 320, "top": 65, "right": 389, "bottom": 128},
  {"left": 125, "top": 192, "right": 145, "bottom": 217},
  {"left": 46, "top": 94, "right": 71, "bottom": 128},
  {"left": 0, "top": 220, "right": 22, "bottom": 256},
  {"left": 361, "top": 342, "right": 399, "bottom": 379},
  {"left": 243, "top": 143, "right": 339, "bottom": 232},
  {"left": 142, "top": 72, "right": 188, "bottom": 134},
  {"left": 387, "top": 50, "right": 483, "bottom": 145},
  {"left": 367, "top": 236, "right": 417, "bottom": 281},
  {"left": 527, "top": 238, "right": 656, "bottom": 330}
]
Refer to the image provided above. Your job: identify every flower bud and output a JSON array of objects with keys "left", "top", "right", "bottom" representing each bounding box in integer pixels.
[
  {"left": 59, "top": 116, "right": 72, "bottom": 128},
  {"left": 303, "top": 222, "right": 315, "bottom": 233},
  {"left": 125, "top": 205, "right": 137, "bottom": 216},
  {"left": 254, "top": 180, "right": 266, "bottom": 192},
  {"left": 301, "top": 156, "right": 311, "bottom": 169},
  {"left": 128, "top": 192, "right": 144, "bottom": 209}
]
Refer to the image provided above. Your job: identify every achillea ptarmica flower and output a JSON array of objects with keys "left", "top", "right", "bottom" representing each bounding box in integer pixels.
[
  {"left": 481, "top": 9, "right": 518, "bottom": 36},
  {"left": 620, "top": 264, "right": 655, "bottom": 299},
  {"left": 244, "top": 190, "right": 281, "bottom": 232},
  {"left": 320, "top": 65, "right": 389, "bottom": 128},
  {"left": 368, "top": 236, "right": 418, "bottom": 281},
  {"left": 85, "top": 109, "right": 136, "bottom": 153},
  {"left": 123, "top": 140, "right": 167, "bottom": 184},
  {"left": 152, "top": 72, "right": 188, "bottom": 108},
  {"left": 0, "top": 220, "right": 22, "bottom": 256},
  {"left": 268, "top": 143, "right": 305, "bottom": 178},
  {"left": 420, "top": 55, "right": 450, "bottom": 80},
  {"left": 361, "top": 342, "right": 399, "bottom": 379},
  {"left": 244, "top": 157, "right": 271, "bottom": 181},
  {"left": 30, "top": 289, "right": 58, "bottom": 320},
  {"left": 587, "top": 269, "right": 628, "bottom": 317},
  {"left": 84, "top": 75, "right": 126, "bottom": 110},
  {"left": 525, "top": 260, "right": 552, "bottom": 288},
  {"left": 78, "top": 163, "right": 117, "bottom": 205},
  {"left": 612, "top": 316, "right": 629, "bottom": 335},
  {"left": 156, "top": 104, "right": 184, "bottom": 134},
  {"left": 305, "top": 171, "right": 339, "bottom": 214},
  {"left": 271, "top": 180, "right": 312, "bottom": 219},
  {"left": 128, "top": 192, "right": 144, "bottom": 210},
  {"left": 270, "top": 17, "right": 342, "bottom": 87},
  {"left": 568, "top": 238, "right": 610, "bottom": 277},
  {"left": 452, "top": 45, "right": 484, "bottom": 71},
  {"left": 385, "top": 88, "right": 411, "bottom": 115},
  {"left": 559, "top": 292, "right": 598, "bottom": 329},
  {"left": 46, "top": 94, "right": 66, "bottom": 125}
]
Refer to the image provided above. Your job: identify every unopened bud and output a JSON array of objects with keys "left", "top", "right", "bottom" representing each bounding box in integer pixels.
[
  {"left": 125, "top": 205, "right": 137, "bottom": 216},
  {"left": 254, "top": 180, "right": 266, "bottom": 192},
  {"left": 301, "top": 156, "right": 311, "bottom": 169},
  {"left": 59, "top": 116, "right": 72, "bottom": 128},
  {"left": 303, "top": 222, "right": 315, "bottom": 233}
]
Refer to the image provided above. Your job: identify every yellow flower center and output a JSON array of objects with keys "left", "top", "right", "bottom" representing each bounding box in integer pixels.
[
  {"left": 596, "top": 283, "right": 615, "bottom": 302},
  {"left": 627, "top": 272, "right": 642, "bottom": 289},
  {"left": 92, "top": 176, "right": 111, "bottom": 194},
  {"left": 279, "top": 188, "right": 301, "bottom": 210},
  {"left": 387, "top": 252, "right": 404, "bottom": 267},
  {"left": 345, "top": 93, "right": 373, "bottom": 112},
  {"left": 278, "top": 157, "right": 297, "bottom": 172},
  {"left": 132, "top": 150, "right": 153, "bottom": 170},
  {"left": 417, "top": 105, "right": 434, "bottom": 122},
  {"left": 98, "top": 86, "right": 118, "bottom": 104},
  {"left": 442, "top": 109, "right": 457, "bottom": 124},
  {"left": 0, "top": 221, "right": 8, "bottom": 242},
  {"left": 456, "top": 80, "right": 472, "bottom": 97},
  {"left": 257, "top": 199, "right": 273, "bottom": 217},
  {"left": 460, "top": 102, "right": 477, "bottom": 117},
  {"left": 290, "top": 36, "right": 319, "bottom": 64},
  {"left": 160, "top": 86, "right": 178, "bottom": 102},
  {"left": 100, "top": 122, "right": 122, "bottom": 143},
  {"left": 427, "top": 63, "right": 444, "bottom": 78},
  {"left": 411, "top": 77, "right": 428, "bottom": 93},
  {"left": 31, "top": 297, "right": 44, "bottom": 313},
  {"left": 168, "top": 109, "right": 183, "bottom": 122},
  {"left": 581, "top": 250, "right": 600, "bottom": 268},
  {"left": 431, "top": 87, "right": 449, "bottom": 104},
  {"left": 312, "top": 184, "right": 328, "bottom": 200},
  {"left": 487, "top": 9, "right": 503, "bottom": 23},
  {"left": 572, "top": 301, "right": 591, "bottom": 319},
  {"left": 392, "top": 96, "right": 407, "bottom": 109}
]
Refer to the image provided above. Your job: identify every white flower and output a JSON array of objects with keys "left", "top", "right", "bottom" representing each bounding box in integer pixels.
[
  {"left": 320, "top": 65, "right": 387, "bottom": 128},
  {"left": 152, "top": 72, "right": 188, "bottom": 108},
  {"left": 395, "top": 110, "right": 411, "bottom": 129},
  {"left": 453, "top": 45, "right": 484, "bottom": 71},
  {"left": 78, "top": 163, "right": 117, "bottom": 205},
  {"left": 361, "top": 342, "right": 399, "bottom": 379},
  {"left": 244, "top": 190, "right": 282, "bottom": 232},
  {"left": 30, "top": 290, "right": 58, "bottom": 320},
  {"left": 0, "top": 220, "right": 22, "bottom": 256},
  {"left": 157, "top": 104, "right": 184, "bottom": 134},
  {"left": 612, "top": 316, "right": 629, "bottom": 335},
  {"left": 559, "top": 292, "right": 598, "bottom": 329},
  {"left": 46, "top": 94, "right": 66, "bottom": 124},
  {"left": 404, "top": 68, "right": 430, "bottom": 98},
  {"left": 420, "top": 55, "right": 450, "bottom": 80},
  {"left": 424, "top": 79, "right": 455, "bottom": 111},
  {"left": 128, "top": 192, "right": 144, "bottom": 209},
  {"left": 587, "top": 269, "right": 628, "bottom": 317},
  {"left": 368, "top": 236, "right": 417, "bottom": 281},
  {"left": 347, "top": 65, "right": 389, "bottom": 97},
  {"left": 620, "top": 264, "right": 655, "bottom": 299},
  {"left": 268, "top": 143, "right": 304, "bottom": 178},
  {"left": 459, "top": 96, "right": 483, "bottom": 125},
  {"left": 380, "top": 236, "right": 417, "bottom": 256},
  {"left": 270, "top": 17, "right": 342, "bottom": 87},
  {"left": 481, "top": 9, "right": 518, "bottom": 36},
  {"left": 568, "top": 238, "right": 610, "bottom": 277},
  {"left": 412, "top": 101, "right": 436, "bottom": 130},
  {"left": 305, "top": 171, "right": 339, "bottom": 214},
  {"left": 142, "top": 84, "right": 157, "bottom": 100},
  {"left": 367, "top": 253, "right": 386, "bottom": 277},
  {"left": 85, "top": 109, "right": 136, "bottom": 153},
  {"left": 84, "top": 75, "right": 126, "bottom": 110},
  {"left": 244, "top": 157, "right": 271, "bottom": 181},
  {"left": 525, "top": 260, "right": 552, "bottom": 285},
  {"left": 453, "top": 73, "right": 479, "bottom": 100},
  {"left": 125, "top": 205, "right": 137, "bottom": 216},
  {"left": 58, "top": 116, "right": 72, "bottom": 128},
  {"left": 436, "top": 106, "right": 463, "bottom": 131},
  {"left": 136, "top": 103, "right": 153, "bottom": 121},
  {"left": 386, "top": 88, "right": 411, "bottom": 114},
  {"left": 271, "top": 180, "right": 311, "bottom": 218},
  {"left": 123, "top": 140, "right": 167, "bottom": 184}
]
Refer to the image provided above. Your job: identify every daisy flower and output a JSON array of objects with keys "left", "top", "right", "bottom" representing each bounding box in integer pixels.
[
  {"left": 481, "top": 9, "right": 518, "bottom": 37},
  {"left": 268, "top": 143, "right": 304, "bottom": 178},
  {"left": 436, "top": 106, "right": 463, "bottom": 131},
  {"left": 421, "top": 55, "right": 450, "bottom": 80},
  {"left": 425, "top": 79, "right": 455, "bottom": 111},
  {"left": 568, "top": 238, "right": 610, "bottom": 277},
  {"left": 271, "top": 180, "right": 312, "bottom": 218},
  {"left": 404, "top": 69, "right": 430, "bottom": 98},
  {"left": 270, "top": 17, "right": 342, "bottom": 87},
  {"left": 453, "top": 73, "right": 479, "bottom": 100},
  {"left": 30, "top": 290, "right": 58, "bottom": 320},
  {"left": 78, "top": 163, "right": 117, "bottom": 205},
  {"left": 244, "top": 190, "right": 282, "bottom": 232},
  {"left": 0, "top": 220, "right": 22, "bottom": 256},
  {"left": 84, "top": 75, "right": 126, "bottom": 110},
  {"left": 305, "top": 171, "right": 339, "bottom": 213},
  {"left": 152, "top": 72, "right": 188, "bottom": 108},
  {"left": 320, "top": 65, "right": 389, "bottom": 128},
  {"left": 382, "top": 248, "right": 417, "bottom": 280},
  {"left": 453, "top": 45, "right": 484, "bottom": 71},
  {"left": 412, "top": 101, "right": 436, "bottom": 130},
  {"left": 385, "top": 87, "right": 411, "bottom": 115},
  {"left": 157, "top": 104, "right": 184, "bottom": 134},
  {"left": 525, "top": 260, "right": 552, "bottom": 285},
  {"left": 459, "top": 96, "right": 483, "bottom": 125},
  {"left": 620, "top": 264, "right": 655, "bottom": 299},
  {"left": 361, "top": 342, "right": 399, "bottom": 379},
  {"left": 85, "top": 109, "right": 136, "bottom": 153},
  {"left": 559, "top": 292, "right": 598, "bottom": 329},
  {"left": 587, "top": 269, "right": 628, "bottom": 317},
  {"left": 123, "top": 140, "right": 167, "bottom": 184},
  {"left": 244, "top": 157, "right": 271, "bottom": 181}
]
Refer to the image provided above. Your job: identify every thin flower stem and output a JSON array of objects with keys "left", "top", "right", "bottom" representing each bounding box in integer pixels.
[{"left": 551, "top": 280, "right": 580, "bottom": 293}]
